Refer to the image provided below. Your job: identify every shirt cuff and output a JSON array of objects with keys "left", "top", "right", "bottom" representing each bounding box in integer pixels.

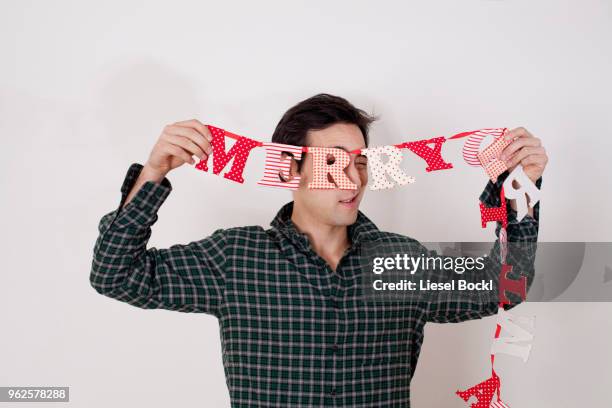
[{"left": 103, "top": 163, "right": 173, "bottom": 232}]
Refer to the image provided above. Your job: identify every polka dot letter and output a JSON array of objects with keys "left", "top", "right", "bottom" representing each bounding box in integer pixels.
[
  {"left": 401, "top": 136, "right": 453, "bottom": 172},
  {"left": 456, "top": 373, "right": 500, "bottom": 408},
  {"left": 307, "top": 147, "right": 357, "bottom": 190},
  {"left": 477, "top": 136, "right": 512, "bottom": 182},
  {"left": 479, "top": 187, "right": 508, "bottom": 229},
  {"left": 195, "top": 125, "right": 260, "bottom": 184},
  {"left": 361, "top": 145, "right": 415, "bottom": 190}
]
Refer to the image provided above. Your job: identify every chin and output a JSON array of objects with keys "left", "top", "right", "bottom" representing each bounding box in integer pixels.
[{"left": 334, "top": 210, "right": 359, "bottom": 226}]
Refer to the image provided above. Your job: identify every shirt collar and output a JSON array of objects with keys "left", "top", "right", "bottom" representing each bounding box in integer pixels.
[{"left": 269, "top": 201, "right": 381, "bottom": 254}]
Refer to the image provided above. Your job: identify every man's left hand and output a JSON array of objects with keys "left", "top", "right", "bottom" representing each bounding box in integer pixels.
[{"left": 499, "top": 127, "right": 548, "bottom": 183}]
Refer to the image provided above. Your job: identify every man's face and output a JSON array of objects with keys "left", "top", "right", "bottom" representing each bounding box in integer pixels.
[{"left": 291, "top": 123, "right": 368, "bottom": 226}]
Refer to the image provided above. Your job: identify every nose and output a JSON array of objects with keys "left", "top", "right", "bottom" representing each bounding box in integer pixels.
[{"left": 345, "top": 158, "right": 363, "bottom": 189}]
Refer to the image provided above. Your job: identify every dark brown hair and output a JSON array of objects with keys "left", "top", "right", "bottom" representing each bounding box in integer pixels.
[{"left": 271, "top": 93, "right": 377, "bottom": 172}]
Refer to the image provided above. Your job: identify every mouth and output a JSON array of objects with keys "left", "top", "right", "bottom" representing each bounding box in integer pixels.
[{"left": 338, "top": 193, "right": 359, "bottom": 208}]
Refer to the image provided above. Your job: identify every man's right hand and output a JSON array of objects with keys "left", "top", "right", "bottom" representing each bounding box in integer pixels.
[
  {"left": 145, "top": 119, "right": 213, "bottom": 177},
  {"left": 123, "top": 119, "right": 212, "bottom": 207}
]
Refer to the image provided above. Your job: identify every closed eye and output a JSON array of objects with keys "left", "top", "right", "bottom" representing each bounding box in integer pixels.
[{"left": 355, "top": 155, "right": 368, "bottom": 168}]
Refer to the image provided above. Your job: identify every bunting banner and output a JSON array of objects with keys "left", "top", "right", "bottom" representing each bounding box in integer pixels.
[
  {"left": 461, "top": 155, "right": 538, "bottom": 407},
  {"left": 193, "top": 125, "right": 517, "bottom": 191},
  {"left": 193, "top": 124, "right": 540, "bottom": 406}
]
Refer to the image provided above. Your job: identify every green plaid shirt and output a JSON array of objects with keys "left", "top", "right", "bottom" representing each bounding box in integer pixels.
[{"left": 90, "top": 163, "right": 540, "bottom": 407}]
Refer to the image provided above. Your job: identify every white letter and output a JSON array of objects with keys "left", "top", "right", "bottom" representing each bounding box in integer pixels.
[
  {"left": 361, "top": 145, "right": 415, "bottom": 190},
  {"left": 491, "top": 307, "right": 536, "bottom": 362},
  {"left": 503, "top": 166, "right": 541, "bottom": 221}
]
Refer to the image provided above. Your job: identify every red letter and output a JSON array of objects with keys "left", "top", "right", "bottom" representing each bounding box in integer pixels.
[
  {"left": 480, "top": 187, "right": 508, "bottom": 229},
  {"left": 195, "top": 125, "right": 260, "bottom": 184},
  {"left": 401, "top": 136, "right": 453, "bottom": 172},
  {"left": 456, "top": 373, "right": 500, "bottom": 408},
  {"left": 499, "top": 264, "right": 527, "bottom": 304}
]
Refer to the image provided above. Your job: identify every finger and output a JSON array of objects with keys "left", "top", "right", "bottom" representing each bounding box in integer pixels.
[
  {"left": 164, "top": 124, "right": 211, "bottom": 154},
  {"left": 166, "top": 133, "right": 207, "bottom": 159},
  {"left": 173, "top": 119, "right": 213, "bottom": 142},
  {"left": 521, "top": 154, "right": 548, "bottom": 167},
  {"left": 504, "top": 126, "right": 534, "bottom": 142},
  {"left": 506, "top": 146, "right": 545, "bottom": 168},
  {"left": 161, "top": 141, "right": 196, "bottom": 164},
  {"left": 500, "top": 137, "right": 541, "bottom": 160}
]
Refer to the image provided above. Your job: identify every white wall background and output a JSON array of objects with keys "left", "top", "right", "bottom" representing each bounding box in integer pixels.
[{"left": 1, "top": 0, "right": 611, "bottom": 407}]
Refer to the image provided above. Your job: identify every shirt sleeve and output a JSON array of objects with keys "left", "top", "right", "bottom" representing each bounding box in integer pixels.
[
  {"left": 424, "top": 171, "right": 541, "bottom": 323},
  {"left": 89, "top": 163, "right": 227, "bottom": 317}
]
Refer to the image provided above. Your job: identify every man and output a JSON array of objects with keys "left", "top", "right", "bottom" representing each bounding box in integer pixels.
[{"left": 90, "top": 93, "right": 547, "bottom": 407}]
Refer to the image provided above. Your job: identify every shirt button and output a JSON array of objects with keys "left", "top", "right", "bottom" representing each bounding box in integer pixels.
[
  {"left": 332, "top": 344, "right": 339, "bottom": 353},
  {"left": 330, "top": 388, "right": 336, "bottom": 397}
]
